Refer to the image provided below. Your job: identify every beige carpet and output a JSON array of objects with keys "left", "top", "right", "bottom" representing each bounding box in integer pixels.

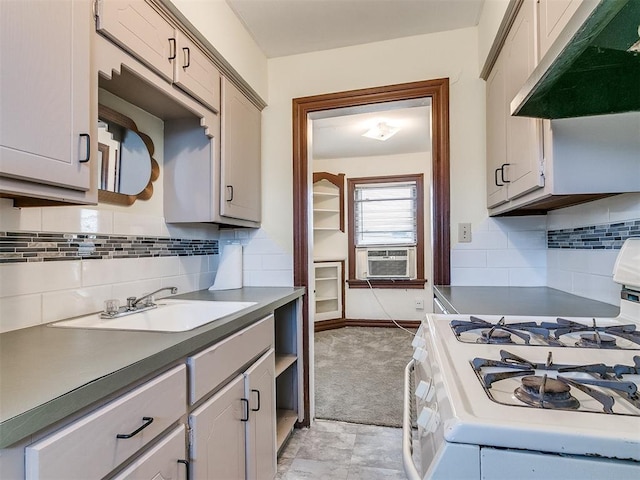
[{"left": 314, "top": 326, "right": 415, "bottom": 427}]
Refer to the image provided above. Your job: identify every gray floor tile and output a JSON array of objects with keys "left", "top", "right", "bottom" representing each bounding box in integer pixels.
[
  {"left": 279, "top": 427, "right": 310, "bottom": 459},
  {"left": 295, "top": 429, "right": 357, "bottom": 465},
  {"left": 282, "top": 458, "right": 350, "bottom": 480},
  {"left": 277, "top": 420, "right": 408, "bottom": 479},
  {"left": 350, "top": 432, "right": 404, "bottom": 471},
  {"left": 347, "top": 465, "right": 406, "bottom": 480}
]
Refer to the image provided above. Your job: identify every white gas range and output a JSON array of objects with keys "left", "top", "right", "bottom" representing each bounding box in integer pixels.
[{"left": 403, "top": 238, "right": 640, "bottom": 479}]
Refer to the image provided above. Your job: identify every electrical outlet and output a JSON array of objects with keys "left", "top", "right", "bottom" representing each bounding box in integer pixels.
[
  {"left": 415, "top": 298, "right": 424, "bottom": 310},
  {"left": 458, "top": 223, "right": 472, "bottom": 243}
]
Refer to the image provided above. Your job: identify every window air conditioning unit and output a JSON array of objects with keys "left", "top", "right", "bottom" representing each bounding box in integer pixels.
[{"left": 356, "top": 247, "right": 416, "bottom": 280}]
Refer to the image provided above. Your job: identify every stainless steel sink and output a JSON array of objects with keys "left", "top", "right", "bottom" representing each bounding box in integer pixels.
[{"left": 50, "top": 299, "right": 257, "bottom": 332}]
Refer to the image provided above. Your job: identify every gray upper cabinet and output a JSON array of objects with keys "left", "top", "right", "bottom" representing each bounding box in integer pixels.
[
  {"left": 96, "top": 0, "right": 221, "bottom": 112},
  {"left": 221, "top": 77, "right": 262, "bottom": 224},
  {"left": 485, "top": 0, "right": 543, "bottom": 209},
  {"left": 0, "top": 0, "right": 96, "bottom": 205}
]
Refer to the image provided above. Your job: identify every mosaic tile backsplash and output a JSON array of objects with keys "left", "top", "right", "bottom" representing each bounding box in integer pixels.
[
  {"left": 0, "top": 231, "right": 219, "bottom": 263},
  {"left": 547, "top": 220, "right": 640, "bottom": 249}
]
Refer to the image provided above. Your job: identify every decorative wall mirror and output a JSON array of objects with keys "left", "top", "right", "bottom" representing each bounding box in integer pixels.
[{"left": 97, "top": 104, "right": 159, "bottom": 205}]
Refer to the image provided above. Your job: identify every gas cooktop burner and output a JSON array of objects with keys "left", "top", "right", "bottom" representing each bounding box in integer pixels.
[
  {"left": 479, "top": 328, "right": 513, "bottom": 344},
  {"left": 514, "top": 375, "right": 580, "bottom": 409},
  {"left": 451, "top": 316, "right": 640, "bottom": 350},
  {"left": 577, "top": 332, "right": 617, "bottom": 349},
  {"left": 471, "top": 350, "right": 640, "bottom": 415}
]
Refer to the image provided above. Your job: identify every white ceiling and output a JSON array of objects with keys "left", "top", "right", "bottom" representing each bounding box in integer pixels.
[
  {"left": 226, "top": 0, "right": 485, "bottom": 58},
  {"left": 311, "top": 98, "right": 432, "bottom": 159},
  {"left": 225, "top": 0, "right": 483, "bottom": 158}
]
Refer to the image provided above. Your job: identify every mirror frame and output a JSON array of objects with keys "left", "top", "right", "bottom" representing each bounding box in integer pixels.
[{"left": 97, "top": 104, "right": 159, "bottom": 206}]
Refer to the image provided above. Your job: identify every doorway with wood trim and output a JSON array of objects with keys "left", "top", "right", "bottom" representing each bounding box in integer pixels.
[{"left": 292, "top": 78, "right": 451, "bottom": 425}]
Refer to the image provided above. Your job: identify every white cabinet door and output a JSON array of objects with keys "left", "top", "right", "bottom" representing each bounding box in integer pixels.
[
  {"left": 538, "top": 0, "right": 584, "bottom": 59},
  {"left": 96, "top": 0, "right": 175, "bottom": 82},
  {"left": 485, "top": 51, "right": 508, "bottom": 208},
  {"left": 220, "top": 77, "right": 262, "bottom": 224},
  {"left": 0, "top": 0, "right": 91, "bottom": 191},
  {"left": 503, "top": 0, "right": 544, "bottom": 200},
  {"left": 173, "top": 31, "right": 221, "bottom": 113},
  {"left": 189, "top": 375, "right": 247, "bottom": 480},
  {"left": 244, "top": 349, "right": 277, "bottom": 480},
  {"left": 112, "top": 425, "right": 187, "bottom": 480}
]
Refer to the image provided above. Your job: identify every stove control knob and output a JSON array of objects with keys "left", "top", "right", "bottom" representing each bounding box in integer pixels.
[
  {"left": 415, "top": 380, "right": 435, "bottom": 403},
  {"left": 412, "top": 347, "right": 428, "bottom": 363},
  {"left": 411, "top": 335, "right": 426, "bottom": 349},
  {"left": 417, "top": 406, "right": 440, "bottom": 433}
]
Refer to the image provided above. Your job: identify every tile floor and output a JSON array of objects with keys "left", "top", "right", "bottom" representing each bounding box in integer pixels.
[{"left": 276, "top": 419, "right": 406, "bottom": 479}]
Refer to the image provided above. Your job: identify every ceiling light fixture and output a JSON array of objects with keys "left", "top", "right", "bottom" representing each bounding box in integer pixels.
[{"left": 362, "top": 122, "right": 400, "bottom": 141}]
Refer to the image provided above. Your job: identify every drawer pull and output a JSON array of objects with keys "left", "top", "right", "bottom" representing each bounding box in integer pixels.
[
  {"left": 116, "top": 416, "right": 154, "bottom": 439},
  {"left": 79, "top": 133, "right": 90, "bottom": 163},
  {"left": 168, "top": 38, "right": 176, "bottom": 60},
  {"left": 241, "top": 398, "right": 249, "bottom": 422},
  {"left": 178, "top": 459, "right": 190, "bottom": 478},
  {"left": 251, "top": 389, "right": 261, "bottom": 412}
]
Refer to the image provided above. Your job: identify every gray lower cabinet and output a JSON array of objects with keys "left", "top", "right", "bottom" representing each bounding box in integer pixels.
[{"left": 189, "top": 349, "right": 276, "bottom": 480}]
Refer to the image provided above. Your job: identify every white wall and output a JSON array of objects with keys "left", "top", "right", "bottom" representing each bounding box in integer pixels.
[
  {"left": 313, "top": 152, "right": 432, "bottom": 320},
  {"left": 264, "top": 27, "right": 486, "bottom": 277},
  {"left": 477, "top": 0, "right": 511, "bottom": 71},
  {"left": 170, "top": 0, "right": 269, "bottom": 100}
]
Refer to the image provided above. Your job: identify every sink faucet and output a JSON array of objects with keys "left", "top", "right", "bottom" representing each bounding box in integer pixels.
[{"left": 127, "top": 287, "right": 178, "bottom": 309}]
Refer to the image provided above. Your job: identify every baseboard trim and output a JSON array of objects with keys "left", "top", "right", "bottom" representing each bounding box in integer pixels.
[{"left": 314, "top": 318, "right": 421, "bottom": 332}]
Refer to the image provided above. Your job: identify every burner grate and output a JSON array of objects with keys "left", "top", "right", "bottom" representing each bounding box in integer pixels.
[
  {"left": 471, "top": 350, "right": 640, "bottom": 416},
  {"left": 451, "top": 316, "right": 640, "bottom": 350}
]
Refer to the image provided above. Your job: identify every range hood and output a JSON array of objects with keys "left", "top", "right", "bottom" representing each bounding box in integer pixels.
[{"left": 512, "top": 0, "right": 640, "bottom": 119}]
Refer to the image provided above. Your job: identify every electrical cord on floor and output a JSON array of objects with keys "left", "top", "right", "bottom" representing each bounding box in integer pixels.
[{"left": 366, "top": 278, "right": 418, "bottom": 337}]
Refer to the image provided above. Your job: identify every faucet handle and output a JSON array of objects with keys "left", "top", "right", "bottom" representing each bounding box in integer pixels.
[{"left": 127, "top": 297, "right": 137, "bottom": 309}]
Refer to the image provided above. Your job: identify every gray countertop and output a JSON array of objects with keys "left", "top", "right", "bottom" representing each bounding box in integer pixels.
[
  {"left": 0, "top": 287, "right": 305, "bottom": 449},
  {"left": 433, "top": 286, "right": 620, "bottom": 317}
]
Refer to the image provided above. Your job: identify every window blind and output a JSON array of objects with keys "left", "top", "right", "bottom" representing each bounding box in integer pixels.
[{"left": 353, "top": 181, "right": 417, "bottom": 246}]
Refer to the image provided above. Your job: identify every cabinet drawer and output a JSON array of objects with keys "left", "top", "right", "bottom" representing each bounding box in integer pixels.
[
  {"left": 112, "top": 425, "right": 187, "bottom": 480},
  {"left": 25, "top": 365, "right": 186, "bottom": 480},
  {"left": 188, "top": 315, "right": 274, "bottom": 404}
]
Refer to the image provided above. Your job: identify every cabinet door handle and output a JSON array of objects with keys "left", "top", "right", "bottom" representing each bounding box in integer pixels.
[
  {"left": 500, "top": 163, "right": 511, "bottom": 184},
  {"left": 168, "top": 38, "right": 176, "bottom": 60},
  {"left": 251, "top": 389, "right": 261, "bottom": 412},
  {"left": 79, "top": 133, "right": 90, "bottom": 163},
  {"left": 226, "top": 185, "right": 234, "bottom": 202},
  {"left": 241, "top": 398, "right": 249, "bottom": 421},
  {"left": 116, "top": 416, "right": 154, "bottom": 439},
  {"left": 177, "top": 459, "right": 190, "bottom": 478},
  {"left": 494, "top": 167, "right": 503, "bottom": 186},
  {"left": 182, "top": 47, "right": 190, "bottom": 68}
]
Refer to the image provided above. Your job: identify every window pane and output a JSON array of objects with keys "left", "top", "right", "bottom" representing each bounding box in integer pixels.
[{"left": 354, "top": 182, "right": 417, "bottom": 246}]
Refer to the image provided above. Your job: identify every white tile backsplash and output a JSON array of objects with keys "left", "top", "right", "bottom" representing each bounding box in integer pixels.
[
  {"left": 42, "top": 285, "right": 113, "bottom": 324},
  {"left": 0, "top": 294, "right": 42, "bottom": 331},
  {"left": 451, "top": 216, "right": 547, "bottom": 287},
  {"left": 545, "top": 193, "right": 640, "bottom": 306},
  {"left": 41, "top": 207, "right": 114, "bottom": 234},
  {"left": 0, "top": 199, "right": 42, "bottom": 231},
  {"left": 0, "top": 261, "right": 82, "bottom": 297}
]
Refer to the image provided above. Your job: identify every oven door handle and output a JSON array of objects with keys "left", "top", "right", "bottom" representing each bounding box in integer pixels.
[{"left": 403, "top": 358, "right": 422, "bottom": 480}]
